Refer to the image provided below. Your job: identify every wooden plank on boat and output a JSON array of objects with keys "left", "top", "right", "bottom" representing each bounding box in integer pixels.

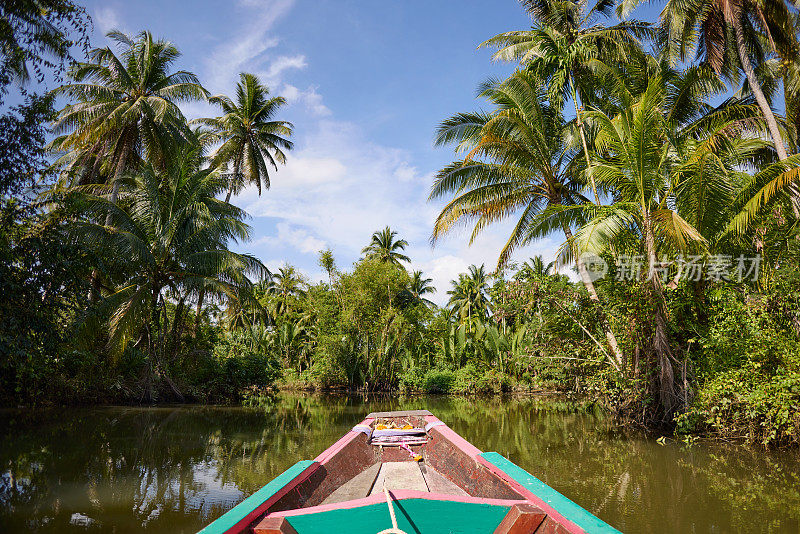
[
  {"left": 320, "top": 463, "right": 381, "bottom": 505},
  {"left": 493, "top": 503, "right": 546, "bottom": 534},
  {"left": 365, "top": 409, "right": 433, "bottom": 418},
  {"left": 369, "top": 462, "right": 428, "bottom": 494},
  {"left": 419, "top": 464, "right": 469, "bottom": 496},
  {"left": 252, "top": 516, "right": 299, "bottom": 534}
]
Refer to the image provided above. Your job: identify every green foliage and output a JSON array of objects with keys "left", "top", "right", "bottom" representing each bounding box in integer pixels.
[
  {"left": 0, "top": 0, "right": 89, "bottom": 96},
  {"left": 422, "top": 369, "right": 455, "bottom": 393},
  {"left": 677, "top": 283, "right": 800, "bottom": 446},
  {"left": 205, "top": 330, "right": 281, "bottom": 400}
]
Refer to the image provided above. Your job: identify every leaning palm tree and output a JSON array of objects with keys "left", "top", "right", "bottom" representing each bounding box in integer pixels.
[
  {"left": 196, "top": 72, "right": 294, "bottom": 202},
  {"left": 362, "top": 226, "right": 411, "bottom": 265},
  {"left": 408, "top": 271, "right": 436, "bottom": 307},
  {"left": 574, "top": 76, "right": 716, "bottom": 418},
  {"left": 431, "top": 70, "right": 624, "bottom": 369},
  {"left": 651, "top": 0, "right": 798, "bottom": 160},
  {"left": 481, "top": 0, "right": 652, "bottom": 202},
  {"left": 50, "top": 30, "right": 205, "bottom": 199},
  {"left": 64, "top": 148, "right": 265, "bottom": 376}
]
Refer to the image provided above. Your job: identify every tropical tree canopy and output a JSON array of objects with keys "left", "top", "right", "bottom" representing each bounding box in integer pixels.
[
  {"left": 362, "top": 226, "right": 411, "bottom": 265},
  {"left": 196, "top": 72, "right": 293, "bottom": 201}
]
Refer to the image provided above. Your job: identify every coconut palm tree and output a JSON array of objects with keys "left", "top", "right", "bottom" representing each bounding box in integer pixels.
[
  {"left": 408, "top": 270, "right": 436, "bottom": 307},
  {"left": 65, "top": 148, "right": 265, "bottom": 375},
  {"left": 447, "top": 265, "right": 491, "bottom": 329},
  {"left": 573, "top": 76, "right": 716, "bottom": 418},
  {"left": 267, "top": 265, "right": 307, "bottom": 315},
  {"left": 50, "top": 30, "right": 205, "bottom": 199},
  {"left": 516, "top": 255, "right": 555, "bottom": 280},
  {"left": 196, "top": 72, "right": 293, "bottom": 202},
  {"left": 431, "top": 70, "right": 624, "bottom": 369},
  {"left": 362, "top": 226, "right": 411, "bottom": 265},
  {"left": 653, "top": 0, "right": 798, "bottom": 160},
  {"left": 481, "top": 0, "right": 652, "bottom": 202}
]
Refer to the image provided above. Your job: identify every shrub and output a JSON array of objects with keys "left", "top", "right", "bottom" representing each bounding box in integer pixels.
[
  {"left": 422, "top": 369, "right": 455, "bottom": 393},
  {"left": 206, "top": 331, "right": 281, "bottom": 400},
  {"left": 398, "top": 367, "right": 425, "bottom": 392}
]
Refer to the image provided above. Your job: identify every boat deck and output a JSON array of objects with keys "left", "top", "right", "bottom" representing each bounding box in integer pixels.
[{"left": 321, "top": 461, "right": 468, "bottom": 505}]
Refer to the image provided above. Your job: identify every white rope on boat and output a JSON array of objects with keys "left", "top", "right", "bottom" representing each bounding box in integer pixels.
[{"left": 376, "top": 483, "right": 408, "bottom": 534}]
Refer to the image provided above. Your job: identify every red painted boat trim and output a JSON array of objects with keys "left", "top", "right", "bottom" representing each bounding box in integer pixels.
[
  {"left": 266, "top": 489, "right": 526, "bottom": 518},
  {"left": 313, "top": 430, "right": 362, "bottom": 465}
]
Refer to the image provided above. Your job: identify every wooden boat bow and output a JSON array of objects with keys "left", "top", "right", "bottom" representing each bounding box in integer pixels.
[{"left": 198, "top": 410, "right": 621, "bottom": 534}]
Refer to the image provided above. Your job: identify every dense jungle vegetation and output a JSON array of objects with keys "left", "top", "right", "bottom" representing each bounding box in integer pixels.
[{"left": 2, "top": 0, "right": 800, "bottom": 446}]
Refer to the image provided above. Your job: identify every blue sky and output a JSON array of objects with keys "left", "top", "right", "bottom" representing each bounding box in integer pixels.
[{"left": 77, "top": 0, "right": 661, "bottom": 304}]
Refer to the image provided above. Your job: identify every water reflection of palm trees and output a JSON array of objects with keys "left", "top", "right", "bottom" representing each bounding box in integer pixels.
[{"left": 1, "top": 397, "right": 799, "bottom": 533}]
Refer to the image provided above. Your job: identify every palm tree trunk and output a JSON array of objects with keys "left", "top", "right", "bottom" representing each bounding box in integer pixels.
[
  {"left": 225, "top": 160, "right": 241, "bottom": 203},
  {"left": 732, "top": 17, "right": 800, "bottom": 216},
  {"left": 571, "top": 80, "right": 601, "bottom": 204},
  {"left": 194, "top": 288, "right": 205, "bottom": 338},
  {"left": 732, "top": 18, "right": 788, "bottom": 161},
  {"left": 90, "top": 141, "right": 132, "bottom": 303},
  {"left": 643, "top": 212, "right": 678, "bottom": 419},
  {"left": 562, "top": 224, "right": 624, "bottom": 371}
]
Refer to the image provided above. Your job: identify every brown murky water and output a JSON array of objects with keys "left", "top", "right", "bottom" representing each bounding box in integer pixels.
[{"left": 1, "top": 394, "right": 798, "bottom": 533}]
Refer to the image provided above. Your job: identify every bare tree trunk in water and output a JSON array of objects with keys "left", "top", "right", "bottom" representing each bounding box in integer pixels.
[
  {"left": 562, "top": 224, "right": 624, "bottom": 371},
  {"left": 643, "top": 212, "right": 678, "bottom": 420}
]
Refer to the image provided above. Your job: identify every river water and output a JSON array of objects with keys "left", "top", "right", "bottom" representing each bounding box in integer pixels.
[{"left": 0, "top": 394, "right": 798, "bottom": 533}]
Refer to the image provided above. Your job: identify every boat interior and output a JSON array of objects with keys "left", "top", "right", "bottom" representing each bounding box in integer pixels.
[{"left": 244, "top": 410, "right": 578, "bottom": 534}]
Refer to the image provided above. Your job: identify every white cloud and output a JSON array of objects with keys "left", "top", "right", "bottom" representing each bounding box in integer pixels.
[
  {"left": 265, "top": 55, "right": 307, "bottom": 82},
  {"left": 203, "top": 0, "right": 296, "bottom": 93},
  {"left": 300, "top": 86, "right": 331, "bottom": 116},
  {"left": 230, "top": 117, "right": 567, "bottom": 306},
  {"left": 393, "top": 162, "right": 430, "bottom": 183},
  {"left": 281, "top": 84, "right": 331, "bottom": 117},
  {"left": 253, "top": 222, "right": 326, "bottom": 255},
  {"left": 94, "top": 6, "right": 121, "bottom": 34}
]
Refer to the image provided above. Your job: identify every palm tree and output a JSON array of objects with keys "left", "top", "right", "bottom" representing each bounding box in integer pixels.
[
  {"left": 50, "top": 30, "right": 205, "bottom": 200},
  {"left": 408, "top": 270, "right": 436, "bottom": 307},
  {"left": 267, "top": 265, "right": 307, "bottom": 315},
  {"left": 517, "top": 255, "right": 555, "bottom": 280},
  {"left": 481, "top": 0, "right": 651, "bottom": 202},
  {"left": 655, "top": 0, "right": 798, "bottom": 160},
  {"left": 431, "top": 70, "right": 624, "bottom": 369},
  {"left": 447, "top": 265, "right": 491, "bottom": 329},
  {"left": 65, "top": 148, "right": 265, "bottom": 374},
  {"left": 575, "top": 75, "right": 719, "bottom": 418},
  {"left": 362, "top": 226, "right": 411, "bottom": 265},
  {"left": 196, "top": 72, "right": 294, "bottom": 202}
]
